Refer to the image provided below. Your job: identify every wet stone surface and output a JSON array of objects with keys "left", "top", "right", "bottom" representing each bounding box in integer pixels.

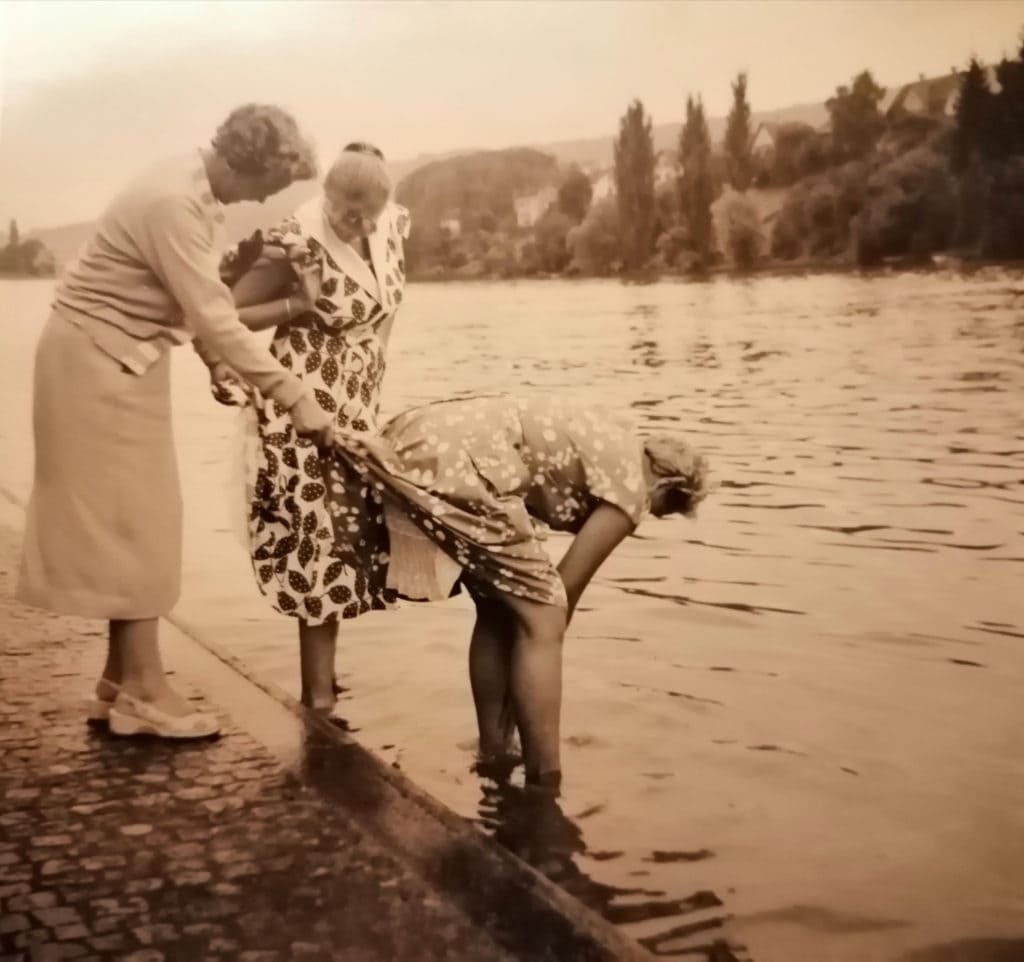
[{"left": 0, "top": 529, "right": 519, "bottom": 962}]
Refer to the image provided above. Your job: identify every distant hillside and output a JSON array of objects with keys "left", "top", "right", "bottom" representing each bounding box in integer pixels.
[
  {"left": 396, "top": 147, "right": 559, "bottom": 228},
  {"left": 22, "top": 94, "right": 843, "bottom": 270},
  {"left": 530, "top": 100, "right": 830, "bottom": 170}
]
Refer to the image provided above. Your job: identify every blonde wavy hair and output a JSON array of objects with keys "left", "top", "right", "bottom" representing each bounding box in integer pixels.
[
  {"left": 323, "top": 145, "right": 391, "bottom": 205},
  {"left": 643, "top": 435, "right": 711, "bottom": 518},
  {"left": 211, "top": 104, "right": 317, "bottom": 182}
]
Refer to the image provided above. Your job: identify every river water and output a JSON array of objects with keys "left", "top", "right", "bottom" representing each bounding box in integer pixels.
[{"left": 2, "top": 273, "right": 1022, "bottom": 961}]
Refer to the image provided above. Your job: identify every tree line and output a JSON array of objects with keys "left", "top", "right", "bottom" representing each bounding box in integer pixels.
[
  {"left": 0, "top": 219, "right": 56, "bottom": 277},
  {"left": 605, "top": 29, "right": 1024, "bottom": 274},
  {"left": 397, "top": 24, "right": 1024, "bottom": 279}
]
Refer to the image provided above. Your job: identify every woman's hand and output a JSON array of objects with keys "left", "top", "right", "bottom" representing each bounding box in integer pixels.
[
  {"left": 289, "top": 391, "right": 334, "bottom": 446},
  {"left": 208, "top": 361, "right": 253, "bottom": 407},
  {"left": 329, "top": 427, "right": 398, "bottom": 467},
  {"left": 290, "top": 254, "right": 323, "bottom": 314},
  {"left": 209, "top": 360, "right": 240, "bottom": 386}
]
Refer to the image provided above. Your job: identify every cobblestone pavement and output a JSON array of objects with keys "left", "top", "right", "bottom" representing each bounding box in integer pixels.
[{"left": 0, "top": 524, "right": 641, "bottom": 962}]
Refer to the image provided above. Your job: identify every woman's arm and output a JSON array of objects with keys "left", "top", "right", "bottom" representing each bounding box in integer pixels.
[
  {"left": 557, "top": 502, "right": 636, "bottom": 621},
  {"left": 144, "top": 197, "right": 307, "bottom": 410},
  {"left": 231, "top": 255, "right": 294, "bottom": 307},
  {"left": 232, "top": 254, "right": 322, "bottom": 331},
  {"left": 237, "top": 295, "right": 301, "bottom": 332}
]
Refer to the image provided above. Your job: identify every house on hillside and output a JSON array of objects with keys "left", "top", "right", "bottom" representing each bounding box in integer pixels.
[
  {"left": 884, "top": 67, "right": 1000, "bottom": 122},
  {"left": 885, "top": 72, "right": 960, "bottom": 119},
  {"left": 750, "top": 123, "right": 777, "bottom": 159},
  {"left": 589, "top": 169, "right": 615, "bottom": 204},
  {"left": 513, "top": 185, "right": 557, "bottom": 228},
  {"left": 582, "top": 154, "right": 676, "bottom": 202},
  {"left": 653, "top": 150, "right": 678, "bottom": 187},
  {"left": 439, "top": 211, "right": 462, "bottom": 237}
]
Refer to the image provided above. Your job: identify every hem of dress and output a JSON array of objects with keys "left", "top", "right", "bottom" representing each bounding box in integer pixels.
[
  {"left": 257, "top": 594, "right": 401, "bottom": 626},
  {"left": 15, "top": 582, "right": 179, "bottom": 621}
]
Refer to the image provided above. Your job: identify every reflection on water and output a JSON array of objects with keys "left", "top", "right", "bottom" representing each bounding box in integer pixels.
[
  {"left": 629, "top": 303, "right": 666, "bottom": 369},
  {"left": 901, "top": 939, "right": 1024, "bottom": 962},
  {"left": 477, "top": 773, "right": 745, "bottom": 960},
  {"left": 2, "top": 272, "right": 1023, "bottom": 962}
]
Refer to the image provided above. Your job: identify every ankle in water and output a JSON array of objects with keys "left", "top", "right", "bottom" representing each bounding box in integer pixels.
[
  {"left": 474, "top": 751, "right": 521, "bottom": 782},
  {"left": 525, "top": 769, "right": 562, "bottom": 795},
  {"left": 301, "top": 693, "right": 337, "bottom": 713}
]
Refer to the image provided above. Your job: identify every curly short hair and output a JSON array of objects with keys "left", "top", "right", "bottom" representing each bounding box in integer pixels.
[{"left": 211, "top": 104, "right": 317, "bottom": 181}]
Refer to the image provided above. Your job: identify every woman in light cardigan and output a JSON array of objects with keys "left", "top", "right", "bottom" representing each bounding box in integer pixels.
[{"left": 18, "top": 104, "right": 332, "bottom": 740}]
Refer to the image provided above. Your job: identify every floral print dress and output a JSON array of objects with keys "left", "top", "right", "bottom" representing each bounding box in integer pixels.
[
  {"left": 329, "top": 395, "right": 650, "bottom": 606},
  {"left": 220, "top": 196, "right": 411, "bottom": 625}
]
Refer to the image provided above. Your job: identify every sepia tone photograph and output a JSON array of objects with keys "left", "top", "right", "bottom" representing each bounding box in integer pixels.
[{"left": 1, "top": 1, "right": 1022, "bottom": 960}]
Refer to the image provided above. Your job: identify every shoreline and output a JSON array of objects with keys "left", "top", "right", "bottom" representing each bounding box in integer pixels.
[
  {"left": 14, "top": 249, "right": 1024, "bottom": 289},
  {"left": 406, "top": 255, "right": 1024, "bottom": 285}
]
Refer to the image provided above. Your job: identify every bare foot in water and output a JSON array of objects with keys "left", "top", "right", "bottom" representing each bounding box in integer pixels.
[
  {"left": 474, "top": 751, "right": 521, "bottom": 782},
  {"left": 524, "top": 769, "right": 562, "bottom": 797}
]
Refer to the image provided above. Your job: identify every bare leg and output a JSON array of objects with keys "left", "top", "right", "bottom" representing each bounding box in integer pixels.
[
  {"left": 112, "top": 618, "right": 194, "bottom": 716},
  {"left": 299, "top": 618, "right": 339, "bottom": 711},
  {"left": 96, "top": 638, "right": 123, "bottom": 700},
  {"left": 502, "top": 596, "right": 568, "bottom": 785},
  {"left": 469, "top": 596, "right": 517, "bottom": 757}
]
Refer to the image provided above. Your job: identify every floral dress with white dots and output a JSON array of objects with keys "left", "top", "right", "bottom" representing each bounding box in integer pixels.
[
  {"left": 218, "top": 196, "right": 411, "bottom": 625},
  {"left": 341, "top": 394, "right": 649, "bottom": 606}
]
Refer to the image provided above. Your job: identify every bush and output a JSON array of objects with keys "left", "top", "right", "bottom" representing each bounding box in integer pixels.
[
  {"left": 569, "top": 198, "right": 621, "bottom": 275},
  {"left": 770, "top": 177, "right": 850, "bottom": 260},
  {"left": 722, "top": 192, "right": 764, "bottom": 269},
  {"left": 771, "top": 123, "right": 833, "bottom": 186},
  {"left": 981, "top": 157, "right": 1024, "bottom": 259},
  {"left": 879, "top": 113, "right": 949, "bottom": 158},
  {"left": 832, "top": 160, "right": 871, "bottom": 228},
  {"left": 533, "top": 208, "right": 574, "bottom": 273},
  {"left": 654, "top": 225, "right": 690, "bottom": 270},
  {"left": 854, "top": 145, "right": 957, "bottom": 265},
  {"left": 769, "top": 212, "right": 803, "bottom": 260},
  {"left": 804, "top": 181, "right": 845, "bottom": 256},
  {"left": 769, "top": 158, "right": 877, "bottom": 262},
  {"left": 953, "top": 154, "right": 988, "bottom": 250},
  {"left": 653, "top": 181, "right": 680, "bottom": 242},
  {"left": 481, "top": 236, "right": 518, "bottom": 277}
]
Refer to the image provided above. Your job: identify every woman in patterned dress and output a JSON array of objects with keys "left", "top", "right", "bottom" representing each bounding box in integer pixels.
[
  {"left": 331, "top": 394, "right": 709, "bottom": 790},
  {"left": 217, "top": 143, "right": 410, "bottom": 712}
]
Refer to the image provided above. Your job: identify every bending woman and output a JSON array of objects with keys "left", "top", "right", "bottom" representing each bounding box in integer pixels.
[{"left": 336, "top": 394, "right": 709, "bottom": 790}]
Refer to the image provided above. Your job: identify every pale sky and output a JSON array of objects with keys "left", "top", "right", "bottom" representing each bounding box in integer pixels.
[{"left": 2, "top": 0, "right": 1022, "bottom": 228}]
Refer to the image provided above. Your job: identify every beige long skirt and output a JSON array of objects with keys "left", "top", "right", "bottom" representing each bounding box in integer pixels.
[{"left": 18, "top": 312, "right": 182, "bottom": 619}]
